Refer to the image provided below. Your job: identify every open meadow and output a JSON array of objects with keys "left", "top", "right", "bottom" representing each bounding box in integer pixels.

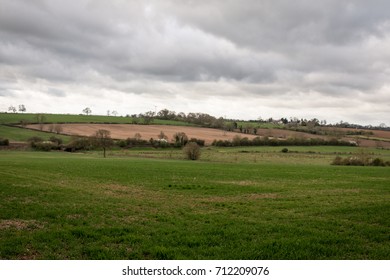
[{"left": 1, "top": 147, "right": 389, "bottom": 259}]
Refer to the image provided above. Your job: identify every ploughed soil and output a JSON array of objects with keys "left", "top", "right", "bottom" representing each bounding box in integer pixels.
[
  {"left": 27, "top": 124, "right": 250, "bottom": 145},
  {"left": 25, "top": 124, "right": 390, "bottom": 147}
]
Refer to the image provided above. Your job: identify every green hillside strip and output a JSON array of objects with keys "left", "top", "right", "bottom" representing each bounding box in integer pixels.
[
  {"left": 0, "top": 113, "right": 194, "bottom": 126},
  {"left": 0, "top": 125, "right": 71, "bottom": 142},
  {"left": 0, "top": 113, "right": 123, "bottom": 124},
  {"left": 0, "top": 151, "right": 389, "bottom": 259}
]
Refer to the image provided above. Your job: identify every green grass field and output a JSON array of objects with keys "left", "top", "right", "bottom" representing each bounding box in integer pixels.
[
  {"left": 0, "top": 113, "right": 193, "bottom": 126},
  {"left": 0, "top": 125, "right": 71, "bottom": 143},
  {"left": 1, "top": 148, "right": 389, "bottom": 259}
]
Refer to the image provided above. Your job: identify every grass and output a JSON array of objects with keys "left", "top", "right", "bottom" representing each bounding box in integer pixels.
[
  {"left": 0, "top": 125, "right": 71, "bottom": 143},
  {"left": 0, "top": 149, "right": 389, "bottom": 259},
  {"left": 0, "top": 113, "right": 193, "bottom": 126}
]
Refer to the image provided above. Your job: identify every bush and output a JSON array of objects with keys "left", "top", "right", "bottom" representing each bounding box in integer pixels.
[
  {"left": 189, "top": 138, "right": 205, "bottom": 147},
  {"left": 65, "top": 137, "right": 94, "bottom": 152},
  {"left": 33, "top": 141, "right": 56, "bottom": 151},
  {"left": 0, "top": 138, "right": 9, "bottom": 146},
  {"left": 28, "top": 136, "right": 44, "bottom": 145},
  {"left": 371, "top": 158, "right": 385, "bottom": 167},
  {"left": 183, "top": 142, "right": 201, "bottom": 160},
  {"left": 332, "top": 156, "right": 388, "bottom": 167},
  {"left": 281, "top": 148, "right": 289, "bottom": 153},
  {"left": 49, "top": 136, "right": 63, "bottom": 145}
]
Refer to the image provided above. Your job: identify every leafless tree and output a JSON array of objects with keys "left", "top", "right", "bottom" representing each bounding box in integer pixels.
[{"left": 93, "top": 129, "right": 113, "bottom": 158}]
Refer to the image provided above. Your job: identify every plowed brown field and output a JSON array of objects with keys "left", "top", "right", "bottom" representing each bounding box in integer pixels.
[
  {"left": 27, "top": 124, "right": 256, "bottom": 145},
  {"left": 25, "top": 123, "right": 390, "bottom": 147}
]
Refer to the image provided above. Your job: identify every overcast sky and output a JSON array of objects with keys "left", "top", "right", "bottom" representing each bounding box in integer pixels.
[{"left": 1, "top": 0, "right": 389, "bottom": 125}]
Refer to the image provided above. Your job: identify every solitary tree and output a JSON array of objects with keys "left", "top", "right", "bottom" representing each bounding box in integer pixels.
[
  {"left": 94, "top": 129, "right": 113, "bottom": 158},
  {"left": 83, "top": 107, "right": 92, "bottom": 116},
  {"left": 36, "top": 114, "right": 46, "bottom": 130},
  {"left": 8, "top": 105, "right": 16, "bottom": 113},
  {"left": 18, "top": 104, "right": 26, "bottom": 113}
]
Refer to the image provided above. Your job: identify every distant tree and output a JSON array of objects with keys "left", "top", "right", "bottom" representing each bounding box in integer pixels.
[
  {"left": 183, "top": 142, "right": 201, "bottom": 160},
  {"left": 158, "top": 131, "right": 168, "bottom": 140},
  {"left": 8, "top": 105, "right": 16, "bottom": 113},
  {"left": 112, "top": 110, "right": 118, "bottom": 117},
  {"left": 134, "top": 133, "right": 142, "bottom": 141},
  {"left": 177, "top": 112, "right": 186, "bottom": 120},
  {"left": 83, "top": 107, "right": 92, "bottom": 116},
  {"left": 18, "top": 104, "right": 26, "bottom": 113},
  {"left": 224, "top": 122, "right": 234, "bottom": 132},
  {"left": 141, "top": 111, "right": 155, "bottom": 124},
  {"left": 93, "top": 129, "right": 113, "bottom": 158},
  {"left": 36, "top": 114, "right": 46, "bottom": 130},
  {"left": 173, "top": 132, "right": 188, "bottom": 147},
  {"left": 157, "top": 109, "right": 170, "bottom": 119},
  {"left": 53, "top": 123, "right": 63, "bottom": 134},
  {"left": 19, "top": 119, "right": 29, "bottom": 127}
]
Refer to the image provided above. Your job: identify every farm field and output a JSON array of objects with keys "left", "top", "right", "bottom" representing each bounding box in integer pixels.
[
  {"left": 0, "top": 125, "right": 71, "bottom": 143},
  {"left": 21, "top": 123, "right": 390, "bottom": 148},
  {"left": 2, "top": 112, "right": 390, "bottom": 148},
  {"left": 1, "top": 148, "right": 389, "bottom": 259},
  {"left": 26, "top": 123, "right": 252, "bottom": 145}
]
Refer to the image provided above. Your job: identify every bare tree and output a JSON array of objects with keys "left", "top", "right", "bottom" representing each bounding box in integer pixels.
[
  {"left": 93, "top": 129, "right": 113, "bottom": 158},
  {"left": 36, "top": 114, "right": 46, "bottom": 130},
  {"left": 134, "top": 133, "right": 142, "bottom": 141},
  {"left": 8, "top": 105, "right": 16, "bottom": 113},
  {"left": 54, "top": 124, "right": 63, "bottom": 134},
  {"left": 158, "top": 131, "right": 168, "bottom": 140}
]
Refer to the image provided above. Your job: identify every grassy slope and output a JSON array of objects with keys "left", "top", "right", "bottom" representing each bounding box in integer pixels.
[
  {"left": 0, "top": 113, "right": 192, "bottom": 126},
  {"left": 0, "top": 150, "right": 389, "bottom": 259},
  {"left": 0, "top": 113, "right": 194, "bottom": 142},
  {"left": 0, "top": 125, "right": 71, "bottom": 143},
  {"left": 0, "top": 113, "right": 127, "bottom": 124}
]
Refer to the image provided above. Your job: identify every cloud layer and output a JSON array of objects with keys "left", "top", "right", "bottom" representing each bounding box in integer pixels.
[{"left": 1, "top": 0, "right": 389, "bottom": 125}]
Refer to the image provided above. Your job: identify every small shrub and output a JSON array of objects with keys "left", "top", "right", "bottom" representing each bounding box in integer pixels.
[
  {"left": 28, "top": 136, "right": 44, "bottom": 144},
  {"left": 33, "top": 141, "right": 56, "bottom": 151},
  {"left": 371, "top": 158, "right": 385, "bottom": 167},
  {"left": 332, "top": 156, "right": 344, "bottom": 165},
  {"left": 183, "top": 142, "right": 201, "bottom": 160},
  {"left": 49, "top": 136, "right": 63, "bottom": 145},
  {"left": 281, "top": 148, "right": 289, "bottom": 153},
  {"left": 0, "top": 138, "right": 9, "bottom": 146},
  {"left": 65, "top": 137, "right": 94, "bottom": 152},
  {"left": 332, "top": 156, "right": 388, "bottom": 167},
  {"left": 117, "top": 140, "right": 127, "bottom": 148}
]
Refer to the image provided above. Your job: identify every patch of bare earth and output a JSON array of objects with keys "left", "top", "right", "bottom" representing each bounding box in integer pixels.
[
  {"left": 0, "top": 219, "right": 45, "bottom": 230},
  {"left": 27, "top": 124, "right": 260, "bottom": 145}
]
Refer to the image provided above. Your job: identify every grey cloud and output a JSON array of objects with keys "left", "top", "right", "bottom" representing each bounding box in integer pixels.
[
  {"left": 0, "top": 0, "right": 389, "bottom": 124},
  {"left": 47, "top": 88, "right": 66, "bottom": 97}
]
